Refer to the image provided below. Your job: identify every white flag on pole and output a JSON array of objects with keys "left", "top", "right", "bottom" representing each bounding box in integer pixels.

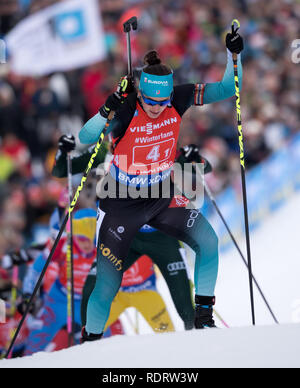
[{"left": 5, "top": 0, "right": 106, "bottom": 76}]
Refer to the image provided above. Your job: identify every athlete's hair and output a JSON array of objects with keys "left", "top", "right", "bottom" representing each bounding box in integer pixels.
[{"left": 143, "top": 50, "right": 172, "bottom": 76}]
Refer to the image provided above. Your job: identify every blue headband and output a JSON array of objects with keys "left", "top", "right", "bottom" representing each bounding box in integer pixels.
[{"left": 139, "top": 71, "right": 173, "bottom": 98}]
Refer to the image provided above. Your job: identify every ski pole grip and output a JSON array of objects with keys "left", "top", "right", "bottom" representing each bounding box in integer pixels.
[
  {"left": 231, "top": 18, "right": 240, "bottom": 31},
  {"left": 231, "top": 19, "right": 240, "bottom": 62},
  {"left": 123, "top": 16, "right": 138, "bottom": 33}
]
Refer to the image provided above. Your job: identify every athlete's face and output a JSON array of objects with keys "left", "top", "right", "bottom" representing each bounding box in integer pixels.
[
  {"left": 138, "top": 91, "right": 170, "bottom": 119},
  {"left": 74, "top": 236, "right": 95, "bottom": 254}
]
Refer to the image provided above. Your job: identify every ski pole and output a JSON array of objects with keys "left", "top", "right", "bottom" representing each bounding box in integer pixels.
[
  {"left": 124, "top": 310, "right": 139, "bottom": 335},
  {"left": 123, "top": 16, "right": 138, "bottom": 77},
  {"left": 4, "top": 117, "right": 113, "bottom": 359},
  {"left": 135, "top": 308, "right": 139, "bottom": 334},
  {"left": 213, "top": 309, "right": 230, "bottom": 328},
  {"left": 10, "top": 266, "right": 18, "bottom": 318},
  {"left": 66, "top": 151, "right": 75, "bottom": 346},
  {"left": 231, "top": 19, "right": 256, "bottom": 326},
  {"left": 4, "top": 266, "right": 19, "bottom": 359},
  {"left": 203, "top": 180, "right": 279, "bottom": 324}
]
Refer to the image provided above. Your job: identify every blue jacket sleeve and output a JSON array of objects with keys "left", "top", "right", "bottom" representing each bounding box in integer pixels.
[
  {"left": 79, "top": 113, "right": 113, "bottom": 144},
  {"left": 203, "top": 50, "right": 243, "bottom": 105}
]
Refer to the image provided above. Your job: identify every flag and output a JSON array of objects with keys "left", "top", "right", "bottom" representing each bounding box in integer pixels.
[{"left": 6, "top": 0, "right": 106, "bottom": 76}]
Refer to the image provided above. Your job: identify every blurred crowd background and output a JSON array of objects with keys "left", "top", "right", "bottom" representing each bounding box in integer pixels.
[{"left": 0, "top": 0, "right": 299, "bottom": 257}]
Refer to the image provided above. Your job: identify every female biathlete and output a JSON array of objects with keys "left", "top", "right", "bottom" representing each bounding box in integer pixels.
[
  {"left": 53, "top": 139, "right": 210, "bottom": 330},
  {"left": 78, "top": 27, "right": 243, "bottom": 341}
]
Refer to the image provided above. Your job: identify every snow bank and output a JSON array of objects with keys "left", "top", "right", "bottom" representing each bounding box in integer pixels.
[{"left": 1, "top": 323, "right": 299, "bottom": 368}]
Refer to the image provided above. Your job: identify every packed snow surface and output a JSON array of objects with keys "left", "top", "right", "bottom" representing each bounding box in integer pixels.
[{"left": 0, "top": 323, "right": 300, "bottom": 368}]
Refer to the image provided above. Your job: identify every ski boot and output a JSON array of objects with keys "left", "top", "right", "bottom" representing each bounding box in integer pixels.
[
  {"left": 81, "top": 327, "right": 103, "bottom": 343},
  {"left": 194, "top": 295, "right": 217, "bottom": 329}
]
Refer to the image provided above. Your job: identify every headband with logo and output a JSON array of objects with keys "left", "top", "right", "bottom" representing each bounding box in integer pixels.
[{"left": 139, "top": 71, "right": 173, "bottom": 98}]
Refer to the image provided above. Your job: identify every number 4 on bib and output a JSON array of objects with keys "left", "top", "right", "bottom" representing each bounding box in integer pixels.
[
  {"left": 133, "top": 139, "right": 175, "bottom": 166},
  {"left": 146, "top": 145, "right": 172, "bottom": 163},
  {"left": 146, "top": 145, "right": 161, "bottom": 162}
]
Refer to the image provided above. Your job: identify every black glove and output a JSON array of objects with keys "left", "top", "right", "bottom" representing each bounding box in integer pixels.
[
  {"left": 17, "top": 293, "right": 36, "bottom": 315},
  {"left": 117, "top": 74, "right": 135, "bottom": 95},
  {"left": 226, "top": 24, "right": 244, "bottom": 54},
  {"left": 180, "top": 144, "right": 201, "bottom": 163},
  {"left": 1, "top": 249, "right": 34, "bottom": 270},
  {"left": 179, "top": 144, "right": 212, "bottom": 174},
  {"left": 58, "top": 134, "right": 76, "bottom": 153},
  {"left": 99, "top": 75, "right": 135, "bottom": 118}
]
